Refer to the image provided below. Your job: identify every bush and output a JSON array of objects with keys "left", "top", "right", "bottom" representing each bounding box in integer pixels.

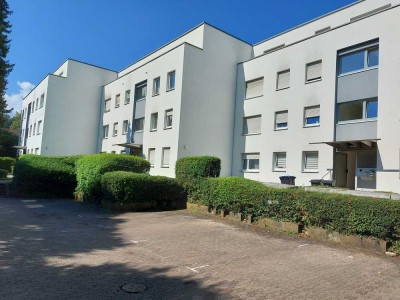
[
  {"left": 13, "top": 155, "right": 82, "bottom": 197},
  {"left": 101, "top": 171, "right": 184, "bottom": 210},
  {"left": 75, "top": 154, "right": 150, "bottom": 202},
  {"left": 0, "top": 169, "right": 8, "bottom": 179},
  {"left": 0, "top": 157, "right": 15, "bottom": 173},
  {"left": 190, "top": 176, "right": 400, "bottom": 243}
]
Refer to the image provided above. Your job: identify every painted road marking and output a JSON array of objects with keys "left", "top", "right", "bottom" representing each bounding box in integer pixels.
[
  {"left": 25, "top": 204, "right": 44, "bottom": 208},
  {"left": 21, "top": 200, "right": 37, "bottom": 203},
  {"left": 186, "top": 265, "right": 210, "bottom": 273}
]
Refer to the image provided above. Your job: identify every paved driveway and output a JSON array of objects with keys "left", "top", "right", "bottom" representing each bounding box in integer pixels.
[{"left": 0, "top": 198, "right": 399, "bottom": 299}]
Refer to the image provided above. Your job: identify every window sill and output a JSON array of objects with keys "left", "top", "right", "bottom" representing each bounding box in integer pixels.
[
  {"left": 244, "top": 95, "right": 263, "bottom": 101},
  {"left": 166, "top": 88, "right": 175, "bottom": 92},
  {"left": 103, "top": 137, "right": 108, "bottom": 140},
  {"left": 115, "top": 105, "right": 120, "bottom": 108},
  {"left": 303, "top": 124, "right": 320, "bottom": 128},
  {"left": 136, "top": 98, "right": 146, "bottom": 102},
  {"left": 272, "top": 169, "right": 286, "bottom": 172},
  {"left": 338, "top": 66, "right": 378, "bottom": 78},
  {"left": 161, "top": 165, "right": 170, "bottom": 168},
  {"left": 124, "top": 102, "right": 130, "bottom": 105},
  {"left": 122, "top": 132, "right": 127, "bottom": 135},
  {"left": 242, "top": 133, "right": 261, "bottom": 136},
  {"left": 150, "top": 165, "right": 154, "bottom": 168},
  {"left": 242, "top": 170, "right": 260, "bottom": 173},
  {"left": 302, "top": 170, "right": 319, "bottom": 173},
  {"left": 164, "top": 127, "right": 172, "bottom": 130},
  {"left": 337, "top": 118, "right": 377, "bottom": 125},
  {"left": 276, "top": 87, "right": 290, "bottom": 91},
  {"left": 152, "top": 93, "right": 160, "bottom": 97},
  {"left": 305, "top": 78, "right": 322, "bottom": 84},
  {"left": 134, "top": 130, "right": 144, "bottom": 133},
  {"left": 150, "top": 129, "right": 157, "bottom": 132},
  {"left": 274, "top": 127, "right": 288, "bottom": 131},
  {"left": 104, "top": 110, "right": 110, "bottom": 113}
]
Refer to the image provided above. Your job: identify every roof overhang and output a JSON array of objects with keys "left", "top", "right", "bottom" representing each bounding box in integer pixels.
[
  {"left": 113, "top": 143, "right": 142, "bottom": 149},
  {"left": 310, "top": 139, "right": 380, "bottom": 151}
]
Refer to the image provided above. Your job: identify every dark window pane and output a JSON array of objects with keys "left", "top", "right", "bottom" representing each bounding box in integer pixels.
[
  {"left": 306, "top": 116, "right": 320, "bottom": 125},
  {"left": 366, "top": 100, "right": 378, "bottom": 118},
  {"left": 338, "top": 101, "right": 363, "bottom": 121},
  {"left": 339, "top": 50, "right": 365, "bottom": 74},
  {"left": 276, "top": 122, "right": 288, "bottom": 128},
  {"left": 368, "top": 48, "right": 379, "bottom": 67}
]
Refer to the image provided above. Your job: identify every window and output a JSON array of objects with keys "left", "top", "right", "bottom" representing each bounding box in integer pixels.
[
  {"left": 122, "top": 120, "right": 129, "bottom": 135},
  {"left": 134, "top": 118, "right": 144, "bottom": 132},
  {"left": 113, "top": 122, "right": 118, "bottom": 136},
  {"left": 243, "top": 115, "right": 261, "bottom": 135},
  {"left": 167, "top": 71, "right": 175, "bottom": 91},
  {"left": 31, "top": 101, "right": 35, "bottom": 112},
  {"left": 135, "top": 81, "right": 147, "bottom": 101},
  {"left": 153, "top": 77, "right": 160, "bottom": 96},
  {"left": 306, "top": 61, "right": 322, "bottom": 82},
  {"left": 125, "top": 90, "right": 131, "bottom": 104},
  {"left": 34, "top": 148, "right": 39, "bottom": 154},
  {"left": 339, "top": 45, "right": 379, "bottom": 75},
  {"left": 40, "top": 94, "right": 45, "bottom": 108},
  {"left": 338, "top": 99, "right": 378, "bottom": 122},
  {"left": 150, "top": 113, "right": 158, "bottom": 131},
  {"left": 148, "top": 148, "right": 155, "bottom": 167},
  {"left": 111, "top": 151, "right": 116, "bottom": 154},
  {"left": 277, "top": 69, "right": 290, "bottom": 90},
  {"left": 115, "top": 94, "right": 121, "bottom": 108},
  {"left": 303, "top": 151, "right": 319, "bottom": 172},
  {"left": 165, "top": 109, "right": 173, "bottom": 129},
  {"left": 104, "top": 98, "right": 111, "bottom": 112},
  {"left": 37, "top": 121, "right": 42, "bottom": 134},
  {"left": 33, "top": 123, "right": 36, "bottom": 135},
  {"left": 273, "top": 152, "right": 287, "bottom": 171},
  {"left": 242, "top": 153, "right": 260, "bottom": 171},
  {"left": 120, "top": 150, "right": 126, "bottom": 155},
  {"left": 304, "top": 106, "right": 320, "bottom": 126},
  {"left": 275, "top": 111, "right": 288, "bottom": 130},
  {"left": 245, "top": 78, "right": 264, "bottom": 99},
  {"left": 103, "top": 125, "right": 109, "bottom": 138},
  {"left": 35, "top": 98, "right": 39, "bottom": 110},
  {"left": 162, "top": 147, "right": 171, "bottom": 167},
  {"left": 29, "top": 125, "right": 32, "bottom": 137}
]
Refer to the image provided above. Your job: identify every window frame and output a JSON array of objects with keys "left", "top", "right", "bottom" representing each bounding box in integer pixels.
[
  {"left": 37, "top": 120, "right": 42, "bottom": 135},
  {"left": 161, "top": 147, "right": 171, "bottom": 168},
  {"left": 124, "top": 90, "right": 131, "bottom": 105},
  {"left": 164, "top": 109, "right": 173, "bottom": 129},
  {"left": 135, "top": 81, "right": 147, "bottom": 102},
  {"left": 242, "top": 115, "right": 262, "bottom": 135},
  {"left": 134, "top": 117, "right": 145, "bottom": 132},
  {"left": 242, "top": 153, "right": 260, "bottom": 172},
  {"left": 104, "top": 98, "right": 111, "bottom": 113},
  {"left": 337, "top": 98, "right": 378, "bottom": 124},
  {"left": 103, "top": 125, "right": 109, "bottom": 139},
  {"left": 304, "top": 105, "right": 321, "bottom": 127},
  {"left": 338, "top": 43, "right": 379, "bottom": 76},
  {"left": 166, "top": 71, "right": 175, "bottom": 91},
  {"left": 112, "top": 122, "right": 118, "bottom": 137},
  {"left": 274, "top": 110, "right": 288, "bottom": 130},
  {"left": 115, "top": 94, "right": 121, "bottom": 108},
  {"left": 302, "top": 151, "right": 319, "bottom": 173},
  {"left": 273, "top": 152, "right": 287, "bottom": 172},
  {"left": 305, "top": 60, "right": 322, "bottom": 83},
  {"left": 276, "top": 69, "right": 290, "bottom": 91},
  {"left": 244, "top": 77, "right": 264, "bottom": 100},
  {"left": 148, "top": 148, "right": 155, "bottom": 167},
  {"left": 40, "top": 94, "right": 45, "bottom": 108},
  {"left": 150, "top": 112, "right": 158, "bottom": 131},
  {"left": 153, "top": 77, "right": 160, "bottom": 96},
  {"left": 122, "top": 120, "right": 129, "bottom": 135}
]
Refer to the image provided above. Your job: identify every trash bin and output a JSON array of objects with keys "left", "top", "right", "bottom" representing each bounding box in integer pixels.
[
  {"left": 279, "top": 175, "right": 296, "bottom": 185},
  {"left": 310, "top": 179, "right": 322, "bottom": 186}
]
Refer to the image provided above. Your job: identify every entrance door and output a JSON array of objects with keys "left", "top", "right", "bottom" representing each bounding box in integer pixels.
[
  {"left": 335, "top": 152, "right": 347, "bottom": 188},
  {"left": 356, "top": 150, "right": 377, "bottom": 190}
]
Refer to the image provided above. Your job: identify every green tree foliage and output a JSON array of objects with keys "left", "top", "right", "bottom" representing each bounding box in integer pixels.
[
  {"left": 9, "top": 111, "right": 20, "bottom": 130},
  {"left": 0, "top": 128, "right": 17, "bottom": 157},
  {"left": 0, "top": 0, "right": 14, "bottom": 127}
]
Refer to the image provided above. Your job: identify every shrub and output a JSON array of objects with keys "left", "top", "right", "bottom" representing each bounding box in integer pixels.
[
  {"left": 175, "top": 156, "right": 221, "bottom": 200},
  {"left": 13, "top": 155, "right": 82, "bottom": 197},
  {"left": 0, "top": 169, "right": 8, "bottom": 179},
  {"left": 75, "top": 154, "right": 150, "bottom": 202},
  {"left": 101, "top": 171, "right": 184, "bottom": 210},
  {"left": 0, "top": 157, "right": 15, "bottom": 173}
]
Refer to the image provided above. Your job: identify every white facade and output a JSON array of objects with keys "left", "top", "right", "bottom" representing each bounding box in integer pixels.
[{"left": 19, "top": 0, "right": 400, "bottom": 193}]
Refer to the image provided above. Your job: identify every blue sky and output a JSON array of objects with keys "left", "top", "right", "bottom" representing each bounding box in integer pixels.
[{"left": 6, "top": 0, "right": 356, "bottom": 112}]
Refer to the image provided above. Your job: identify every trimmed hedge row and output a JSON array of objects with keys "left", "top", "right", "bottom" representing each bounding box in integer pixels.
[
  {"left": 75, "top": 154, "right": 150, "bottom": 202},
  {"left": 101, "top": 171, "right": 184, "bottom": 210},
  {"left": 0, "top": 169, "right": 8, "bottom": 179},
  {"left": 0, "top": 157, "right": 15, "bottom": 173},
  {"left": 190, "top": 176, "right": 400, "bottom": 242},
  {"left": 13, "top": 155, "right": 82, "bottom": 197}
]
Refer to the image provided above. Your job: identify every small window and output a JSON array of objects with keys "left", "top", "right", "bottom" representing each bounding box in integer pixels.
[
  {"left": 304, "top": 106, "right": 320, "bottom": 126},
  {"left": 243, "top": 115, "right": 261, "bottom": 135},
  {"left": 29, "top": 125, "right": 32, "bottom": 137},
  {"left": 303, "top": 151, "right": 319, "bottom": 172},
  {"left": 104, "top": 99, "right": 111, "bottom": 112},
  {"left": 162, "top": 147, "right": 171, "bottom": 167},
  {"left": 35, "top": 98, "right": 39, "bottom": 110},
  {"left": 113, "top": 122, "right": 118, "bottom": 136},
  {"left": 242, "top": 153, "right": 260, "bottom": 171},
  {"left": 338, "top": 45, "right": 379, "bottom": 75},
  {"left": 153, "top": 77, "right": 160, "bottom": 96},
  {"left": 368, "top": 48, "right": 379, "bottom": 67},
  {"left": 366, "top": 99, "right": 378, "bottom": 118},
  {"left": 40, "top": 94, "right": 45, "bottom": 108},
  {"left": 273, "top": 152, "right": 286, "bottom": 171},
  {"left": 33, "top": 123, "right": 36, "bottom": 135},
  {"left": 337, "top": 99, "right": 378, "bottom": 122},
  {"left": 134, "top": 118, "right": 144, "bottom": 132},
  {"left": 122, "top": 120, "right": 129, "bottom": 135},
  {"left": 34, "top": 148, "right": 39, "bottom": 154},
  {"left": 135, "top": 81, "right": 147, "bottom": 101},
  {"left": 148, "top": 148, "right": 155, "bottom": 167},
  {"left": 275, "top": 111, "right": 288, "bottom": 130},
  {"left": 165, "top": 109, "right": 173, "bottom": 129},
  {"left": 120, "top": 150, "right": 126, "bottom": 155},
  {"left": 167, "top": 71, "right": 175, "bottom": 91},
  {"left": 245, "top": 78, "right": 264, "bottom": 99},
  {"left": 31, "top": 101, "right": 35, "bottom": 112},
  {"left": 103, "top": 125, "right": 109, "bottom": 138},
  {"left": 115, "top": 94, "right": 121, "bottom": 108},
  {"left": 306, "top": 61, "right": 322, "bottom": 82},
  {"left": 150, "top": 113, "right": 158, "bottom": 131},
  {"left": 277, "top": 69, "right": 290, "bottom": 90},
  {"left": 37, "top": 121, "right": 42, "bottom": 134},
  {"left": 125, "top": 90, "right": 131, "bottom": 104}
]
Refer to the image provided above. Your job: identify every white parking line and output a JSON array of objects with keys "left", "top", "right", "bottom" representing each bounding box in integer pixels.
[
  {"left": 186, "top": 265, "right": 210, "bottom": 273},
  {"left": 25, "top": 204, "right": 44, "bottom": 208},
  {"left": 21, "top": 200, "right": 37, "bottom": 203}
]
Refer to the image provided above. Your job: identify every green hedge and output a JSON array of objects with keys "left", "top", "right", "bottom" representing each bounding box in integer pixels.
[
  {"left": 76, "top": 154, "right": 150, "bottom": 202},
  {"left": 13, "top": 155, "right": 82, "bottom": 197},
  {"left": 0, "top": 157, "right": 15, "bottom": 173},
  {"left": 191, "top": 176, "right": 400, "bottom": 242},
  {"left": 101, "top": 171, "right": 184, "bottom": 210},
  {"left": 0, "top": 169, "right": 7, "bottom": 179}
]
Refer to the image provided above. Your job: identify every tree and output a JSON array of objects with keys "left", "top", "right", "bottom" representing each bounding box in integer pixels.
[
  {"left": 0, "top": 0, "right": 13, "bottom": 127},
  {"left": 9, "top": 110, "right": 20, "bottom": 131},
  {"left": 0, "top": 128, "right": 17, "bottom": 157}
]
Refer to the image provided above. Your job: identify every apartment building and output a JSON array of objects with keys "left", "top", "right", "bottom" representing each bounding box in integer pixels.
[{"left": 19, "top": 0, "right": 400, "bottom": 193}]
